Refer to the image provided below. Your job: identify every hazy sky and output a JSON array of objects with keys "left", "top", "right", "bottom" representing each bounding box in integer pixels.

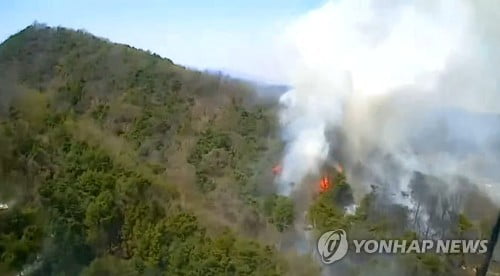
[{"left": 0, "top": 0, "right": 326, "bottom": 84}]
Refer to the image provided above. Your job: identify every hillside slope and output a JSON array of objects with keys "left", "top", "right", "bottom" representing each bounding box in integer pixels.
[{"left": 0, "top": 24, "right": 316, "bottom": 275}]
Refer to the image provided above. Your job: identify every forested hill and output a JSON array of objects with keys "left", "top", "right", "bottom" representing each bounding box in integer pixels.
[{"left": 0, "top": 24, "right": 315, "bottom": 275}]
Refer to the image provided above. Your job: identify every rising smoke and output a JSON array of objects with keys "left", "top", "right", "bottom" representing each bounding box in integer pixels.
[{"left": 276, "top": 0, "right": 500, "bottom": 212}]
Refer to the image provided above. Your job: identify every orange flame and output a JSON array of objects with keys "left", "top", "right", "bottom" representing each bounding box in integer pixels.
[
  {"left": 320, "top": 176, "right": 330, "bottom": 193},
  {"left": 272, "top": 164, "right": 283, "bottom": 175}
]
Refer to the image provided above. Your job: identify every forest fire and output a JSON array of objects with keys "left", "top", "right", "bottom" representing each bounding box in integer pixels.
[
  {"left": 319, "top": 175, "right": 330, "bottom": 193},
  {"left": 272, "top": 162, "right": 343, "bottom": 193},
  {"left": 319, "top": 163, "right": 343, "bottom": 193}
]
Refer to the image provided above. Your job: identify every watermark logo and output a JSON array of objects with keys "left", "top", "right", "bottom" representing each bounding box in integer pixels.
[
  {"left": 317, "top": 229, "right": 489, "bottom": 265},
  {"left": 317, "top": 229, "right": 349, "bottom": 264}
]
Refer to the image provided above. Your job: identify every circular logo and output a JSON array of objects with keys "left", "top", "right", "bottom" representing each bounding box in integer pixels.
[{"left": 317, "top": 229, "right": 348, "bottom": 264}]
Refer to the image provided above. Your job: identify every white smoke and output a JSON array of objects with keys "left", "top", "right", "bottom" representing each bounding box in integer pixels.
[{"left": 276, "top": 0, "right": 500, "bottom": 205}]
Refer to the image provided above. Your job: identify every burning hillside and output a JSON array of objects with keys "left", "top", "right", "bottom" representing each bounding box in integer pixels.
[
  {"left": 275, "top": 0, "right": 500, "bottom": 219},
  {"left": 272, "top": 0, "right": 500, "bottom": 274}
]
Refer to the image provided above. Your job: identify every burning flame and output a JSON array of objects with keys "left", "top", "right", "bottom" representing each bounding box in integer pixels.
[
  {"left": 272, "top": 164, "right": 283, "bottom": 175},
  {"left": 273, "top": 163, "right": 342, "bottom": 193},
  {"left": 320, "top": 176, "right": 330, "bottom": 193}
]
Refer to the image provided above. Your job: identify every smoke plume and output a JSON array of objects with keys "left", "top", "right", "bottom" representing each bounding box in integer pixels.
[{"left": 276, "top": 0, "right": 500, "bottom": 208}]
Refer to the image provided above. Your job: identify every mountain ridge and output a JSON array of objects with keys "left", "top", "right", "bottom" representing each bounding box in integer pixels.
[{"left": 0, "top": 24, "right": 317, "bottom": 275}]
